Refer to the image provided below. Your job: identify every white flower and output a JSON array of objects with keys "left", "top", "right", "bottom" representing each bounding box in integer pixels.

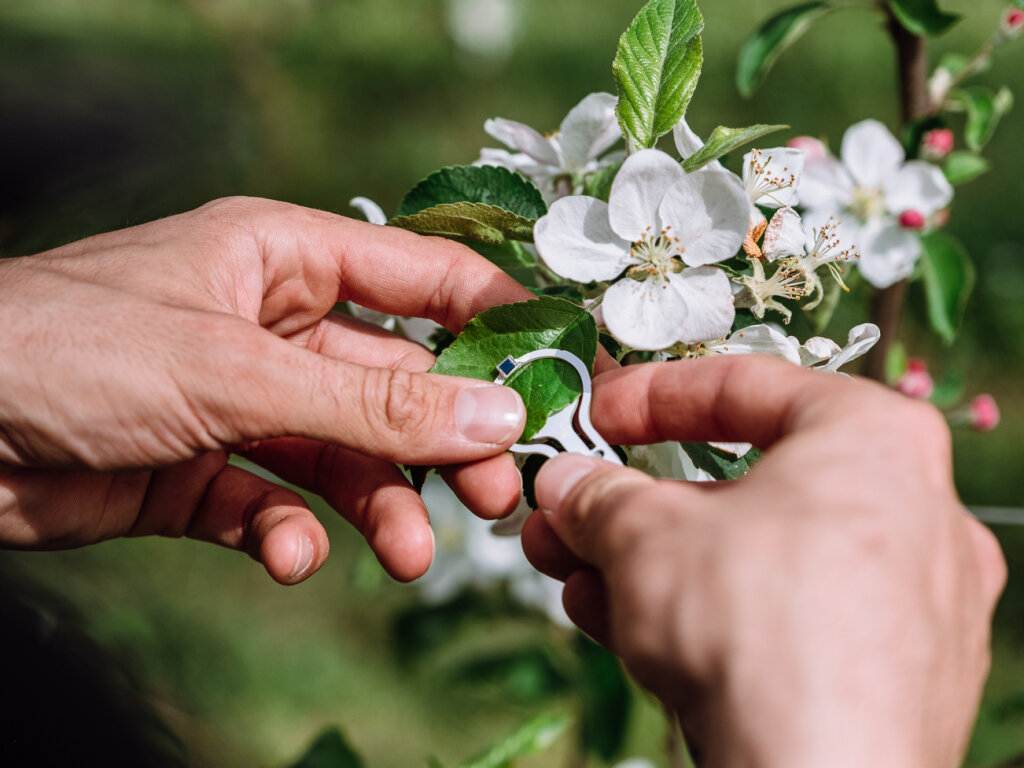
[
  {"left": 478, "top": 92, "right": 623, "bottom": 202},
  {"left": 534, "top": 149, "right": 749, "bottom": 350},
  {"left": 698, "top": 322, "right": 880, "bottom": 373},
  {"left": 417, "top": 475, "right": 569, "bottom": 625},
  {"left": 799, "top": 119, "right": 953, "bottom": 288},
  {"left": 445, "top": 0, "right": 522, "bottom": 61},
  {"left": 349, "top": 196, "right": 387, "bottom": 225}
]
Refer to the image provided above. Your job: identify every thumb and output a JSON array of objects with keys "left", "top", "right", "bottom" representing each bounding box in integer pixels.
[
  {"left": 214, "top": 329, "right": 526, "bottom": 466},
  {"left": 534, "top": 453, "right": 698, "bottom": 568}
]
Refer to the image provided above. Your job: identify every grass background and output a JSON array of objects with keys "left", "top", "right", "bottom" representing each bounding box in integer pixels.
[{"left": 1, "top": 0, "right": 1022, "bottom": 765}]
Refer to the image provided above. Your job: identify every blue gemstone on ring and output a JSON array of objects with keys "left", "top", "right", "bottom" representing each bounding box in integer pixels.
[{"left": 497, "top": 356, "right": 517, "bottom": 377}]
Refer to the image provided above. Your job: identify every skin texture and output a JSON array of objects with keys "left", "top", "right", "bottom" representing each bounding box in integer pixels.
[
  {"left": 523, "top": 356, "right": 1006, "bottom": 768},
  {"left": 0, "top": 197, "right": 537, "bottom": 584}
]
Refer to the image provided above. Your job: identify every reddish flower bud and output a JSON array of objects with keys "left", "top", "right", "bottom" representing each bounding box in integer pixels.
[
  {"left": 970, "top": 394, "right": 1000, "bottom": 431},
  {"left": 1003, "top": 7, "right": 1024, "bottom": 36},
  {"left": 922, "top": 128, "right": 955, "bottom": 160},
  {"left": 899, "top": 210, "right": 927, "bottom": 230},
  {"left": 786, "top": 135, "right": 828, "bottom": 161},
  {"left": 896, "top": 359, "right": 935, "bottom": 400}
]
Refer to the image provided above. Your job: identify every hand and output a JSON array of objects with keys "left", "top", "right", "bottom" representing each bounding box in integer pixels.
[
  {"left": 522, "top": 356, "right": 1005, "bottom": 768},
  {"left": 0, "top": 197, "right": 534, "bottom": 584}
]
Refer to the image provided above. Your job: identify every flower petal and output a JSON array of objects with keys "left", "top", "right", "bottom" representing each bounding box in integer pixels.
[
  {"left": 534, "top": 196, "right": 632, "bottom": 282},
  {"left": 709, "top": 323, "right": 802, "bottom": 364},
  {"left": 673, "top": 117, "right": 705, "bottom": 161},
  {"left": 762, "top": 207, "right": 807, "bottom": 262},
  {"left": 884, "top": 161, "right": 954, "bottom": 216},
  {"left": 484, "top": 117, "right": 561, "bottom": 167},
  {"left": 816, "top": 323, "right": 881, "bottom": 372},
  {"left": 668, "top": 267, "right": 736, "bottom": 345},
  {"left": 660, "top": 170, "right": 749, "bottom": 267},
  {"left": 841, "top": 119, "right": 904, "bottom": 190},
  {"left": 559, "top": 92, "right": 621, "bottom": 172},
  {"left": 856, "top": 218, "right": 921, "bottom": 288},
  {"left": 349, "top": 196, "right": 387, "bottom": 225},
  {"left": 798, "top": 156, "right": 854, "bottom": 212},
  {"left": 798, "top": 336, "right": 842, "bottom": 366},
  {"left": 607, "top": 149, "right": 687, "bottom": 242},
  {"left": 743, "top": 147, "right": 805, "bottom": 208},
  {"left": 603, "top": 277, "right": 689, "bottom": 351}
]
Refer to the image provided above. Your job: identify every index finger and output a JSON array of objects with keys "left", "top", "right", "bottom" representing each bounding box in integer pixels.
[{"left": 589, "top": 356, "right": 886, "bottom": 449}]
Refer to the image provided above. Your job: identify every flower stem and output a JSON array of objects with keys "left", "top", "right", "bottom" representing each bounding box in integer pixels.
[{"left": 863, "top": 10, "right": 930, "bottom": 382}]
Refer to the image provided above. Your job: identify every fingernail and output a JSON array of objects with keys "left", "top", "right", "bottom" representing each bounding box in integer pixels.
[
  {"left": 290, "top": 535, "right": 314, "bottom": 581},
  {"left": 455, "top": 386, "right": 524, "bottom": 444},
  {"left": 535, "top": 454, "right": 603, "bottom": 513}
]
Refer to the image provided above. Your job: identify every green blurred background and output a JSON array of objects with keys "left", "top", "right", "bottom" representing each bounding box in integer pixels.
[{"left": 1, "top": 0, "right": 1022, "bottom": 765}]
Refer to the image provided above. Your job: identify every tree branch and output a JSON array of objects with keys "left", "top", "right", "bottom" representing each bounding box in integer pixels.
[{"left": 862, "top": 10, "right": 930, "bottom": 382}]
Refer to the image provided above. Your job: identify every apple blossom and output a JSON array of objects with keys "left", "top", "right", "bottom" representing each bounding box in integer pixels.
[
  {"left": 534, "top": 148, "right": 750, "bottom": 350},
  {"left": 477, "top": 92, "right": 623, "bottom": 202},
  {"left": 1003, "top": 7, "right": 1024, "bottom": 37},
  {"left": 922, "top": 128, "right": 955, "bottom": 161},
  {"left": 787, "top": 135, "right": 828, "bottom": 161},
  {"left": 799, "top": 119, "right": 953, "bottom": 288}
]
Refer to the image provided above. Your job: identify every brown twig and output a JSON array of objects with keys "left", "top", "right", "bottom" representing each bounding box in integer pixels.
[{"left": 862, "top": 8, "right": 931, "bottom": 382}]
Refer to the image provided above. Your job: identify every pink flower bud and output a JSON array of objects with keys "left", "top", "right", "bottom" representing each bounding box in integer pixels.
[
  {"left": 922, "top": 128, "right": 954, "bottom": 160},
  {"left": 970, "top": 394, "right": 1000, "bottom": 431},
  {"left": 896, "top": 359, "right": 935, "bottom": 400},
  {"left": 786, "top": 135, "right": 828, "bottom": 161},
  {"left": 899, "top": 210, "right": 927, "bottom": 230},
  {"left": 1003, "top": 7, "right": 1024, "bottom": 36}
]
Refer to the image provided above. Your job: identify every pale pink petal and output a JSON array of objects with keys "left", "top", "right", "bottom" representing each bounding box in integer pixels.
[
  {"left": 607, "top": 149, "right": 687, "bottom": 242},
  {"left": 534, "top": 196, "right": 631, "bottom": 282},
  {"left": 799, "top": 156, "right": 854, "bottom": 212},
  {"left": 660, "top": 171, "right": 749, "bottom": 267},
  {"left": 884, "top": 161, "right": 954, "bottom": 216},
  {"left": 559, "top": 92, "right": 621, "bottom": 172},
  {"left": 484, "top": 117, "right": 561, "bottom": 167},
  {"left": 841, "top": 119, "right": 904, "bottom": 189}
]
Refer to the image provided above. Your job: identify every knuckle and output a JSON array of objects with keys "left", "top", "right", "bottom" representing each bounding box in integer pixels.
[{"left": 364, "top": 367, "right": 433, "bottom": 437}]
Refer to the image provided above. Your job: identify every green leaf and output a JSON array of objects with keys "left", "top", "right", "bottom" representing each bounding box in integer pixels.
[
  {"left": 943, "top": 151, "right": 990, "bottom": 185},
  {"left": 432, "top": 297, "right": 598, "bottom": 441},
  {"left": 919, "top": 232, "right": 975, "bottom": 344},
  {"left": 459, "top": 713, "right": 571, "bottom": 768},
  {"left": 389, "top": 203, "right": 536, "bottom": 245},
  {"left": 886, "top": 0, "right": 960, "bottom": 36},
  {"left": 396, "top": 165, "right": 547, "bottom": 220},
  {"left": 736, "top": 2, "right": 830, "bottom": 97},
  {"left": 288, "top": 728, "right": 363, "bottom": 768},
  {"left": 884, "top": 341, "right": 908, "bottom": 385},
  {"left": 582, "top": 160, "right": 623, "bottom": 202},
  {"left": 682, "top": 123, "right": 790, "bottom": 171},
  {"left": 681, "top": 443, "right": 761, "bottom": 480},
  {"left": 467, "top": 239, "right": 539, "bottom": 271},
  {"left": 577, "top": 634, "right": 632, "bottom": 762},
  {"left": 612, "top": 0, "right": 704, "bottom": 151},
  {"left": 948, "top": 87, "right": 1009, "bottom": 152}
]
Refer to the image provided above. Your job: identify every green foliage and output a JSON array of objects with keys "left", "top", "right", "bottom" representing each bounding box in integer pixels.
[
  {"left": 395, "top": 165, "right": 547, "bottom": 220},
  {"left": 288, "top": 728, "right": 363, "bottom": 768},
  {"left": 613, "top": 0, "right": 704, "bottom": 152},
  {"left": 576, "top": 634, "right": 632, "bottom": 762},
  {"left": 736, "top": 2, "right": 830, "bottom": 97},
  {"left": 943, "top": 151, "right": 990, "bottom": 186},
  {"left": 389, "top": 203, "right": 536, "bottom": 245},
  {"left": 582, "top": 160, "right": 622, "bottom": 201},
  {"left": 919, "top": 232, "right": 975, "bottom": 344},
  {"left": 681, "top": 442, "right": 762, "bottom": 480},
  {"left": 682, "top": 123, "right": 789, "bottom": 171},
  {"left": 431, "top": 297, "right": 598, "bottom": 441},
  {"left": 885, "top": 0, "right": 960, "bottom": 37},
  {"left": 457, "top": 713, "right": 571, "bottom": 768},
  {"left": 468, "top": 239, "right": 540, "bottom": 271},
  {"left": 950, "top": 87, "right": 1013, "bottom": 152},
  {"left": 885, "top": 340, "right": 908, "bottom": 384}
]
